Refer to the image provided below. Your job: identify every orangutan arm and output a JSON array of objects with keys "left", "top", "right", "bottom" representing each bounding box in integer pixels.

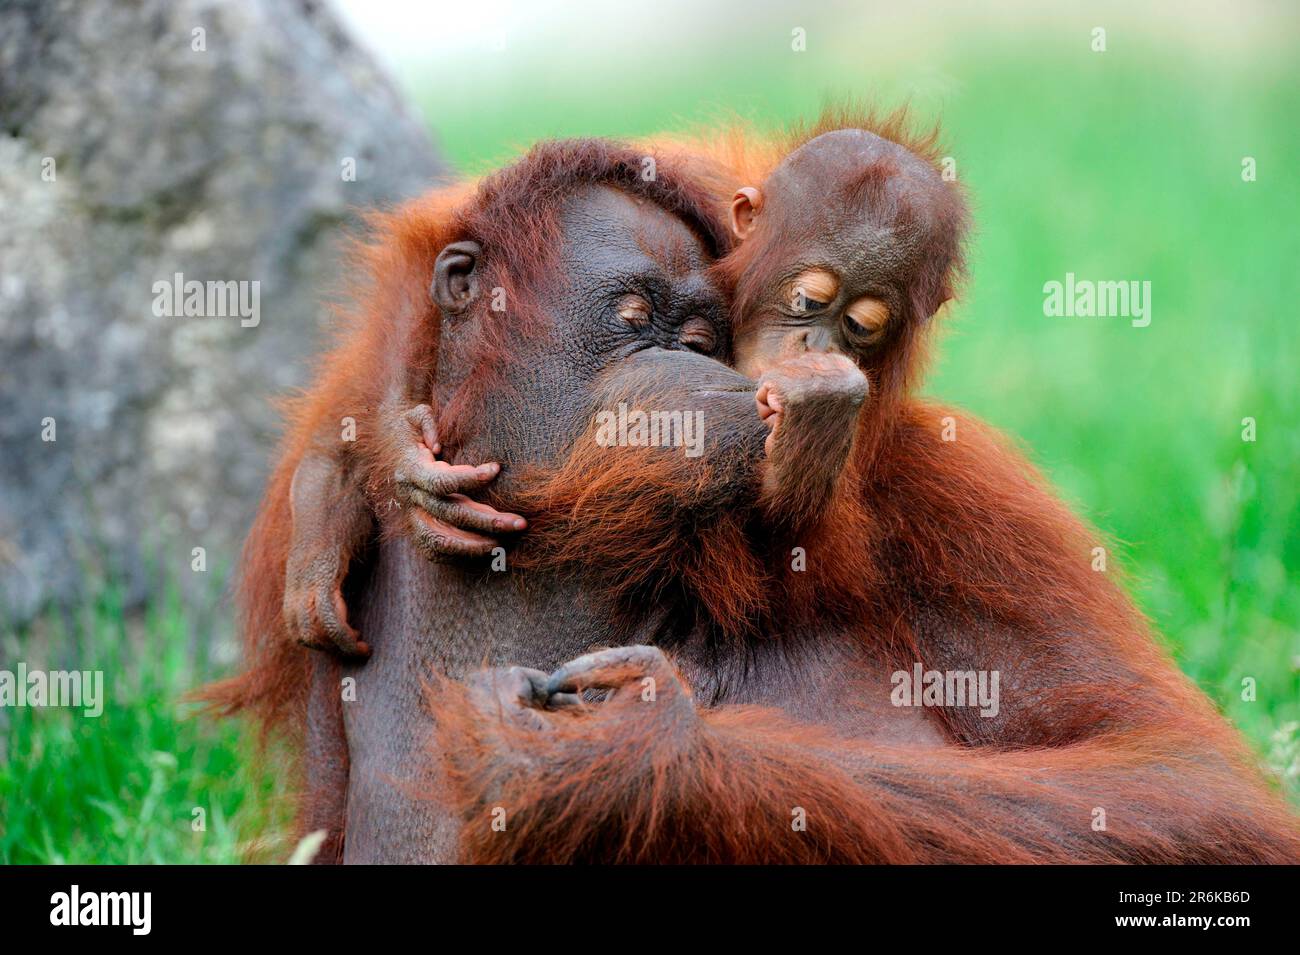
[
  {"left": 435, "top": 645, "right": 1300, "bottom": 864},
  {"left": 281, "top": 400, "right": 529, "bottom": 657}
]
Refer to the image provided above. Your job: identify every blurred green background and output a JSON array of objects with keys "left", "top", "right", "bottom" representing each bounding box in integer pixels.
[{"left": 3, "top": 0, "right": 1297, "bottom": 862}]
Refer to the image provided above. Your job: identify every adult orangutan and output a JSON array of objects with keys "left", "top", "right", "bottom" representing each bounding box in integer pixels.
[
  {"left": 213, "top": 137, "right": 794, "bottom": 860},
  {"left": 213, "top": 117, "right": 1300, "bottom": 864}
]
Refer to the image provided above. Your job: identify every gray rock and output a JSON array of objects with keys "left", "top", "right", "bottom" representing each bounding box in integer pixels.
[{"left": 0, "top": 0, "right": 447, "bottom": 622}]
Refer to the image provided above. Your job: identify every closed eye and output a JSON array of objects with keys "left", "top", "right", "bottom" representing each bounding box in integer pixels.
[
  {"left": 616, "top": 293, "right": 653, "bottom": 328},
  {"left": 843, "top": 297, "right": 890, "bottom": 340},
  {"left": 679, "top": 316, "right": 717, "bottom": 354},
  {"left": 783, "top": 268, "right": 840, "bottom": 316},
  {"left": 787, "top": 286, "right": 834, "bottom": 315}
]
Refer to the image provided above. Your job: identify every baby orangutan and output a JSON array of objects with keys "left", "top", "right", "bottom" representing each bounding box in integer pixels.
[{"left": 714, "top": 125, "right": 966, "bottom": 531}]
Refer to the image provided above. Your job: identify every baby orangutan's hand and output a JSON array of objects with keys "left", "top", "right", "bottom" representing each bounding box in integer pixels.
[
  {"left": 755, "top": 352, "right": 867, "bottom": 457},
  {"left": 754, "top": 352, "right": 867, "bottom": 532},
  {"left": 393, "top": 404, "right": 528, "bottom": 561}
]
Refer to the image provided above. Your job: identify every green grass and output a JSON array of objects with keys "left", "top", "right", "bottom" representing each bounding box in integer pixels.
[
  {"left": 4, "top": 10, "right": 1297, "bottom": 862},
  {"left": 0, "top": 584, "right": 293, "bottom": 864}
]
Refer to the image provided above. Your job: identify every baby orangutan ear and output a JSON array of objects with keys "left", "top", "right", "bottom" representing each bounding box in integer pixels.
[{"left": 729, "top": 187, "right": 763, "bottom": 240}]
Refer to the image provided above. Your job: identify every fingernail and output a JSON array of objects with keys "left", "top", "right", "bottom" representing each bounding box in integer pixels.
[{"left": 511, "top": 518, "right": 526, "bottom": 530}]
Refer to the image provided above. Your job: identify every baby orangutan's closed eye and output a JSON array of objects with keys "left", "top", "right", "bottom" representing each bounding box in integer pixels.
[
  {"left": 787, "top": 268, "right": 840, "bottom": 312},
  {"left": 844, "top": 297, "right": 890, "bottom": 340}
]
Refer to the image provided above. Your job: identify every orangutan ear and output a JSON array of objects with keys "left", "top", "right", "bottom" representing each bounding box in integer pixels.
[
  {"left": 729, "top": 187, "right": 763, "bottom": 240},
  {"left": 432, "top": 240, "right": 483, "bottom": 315}
]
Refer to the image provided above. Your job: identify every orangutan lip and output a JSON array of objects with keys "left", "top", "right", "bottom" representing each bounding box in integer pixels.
[{"left": 693, "top": 387, "right": 754, "bottom": 397}]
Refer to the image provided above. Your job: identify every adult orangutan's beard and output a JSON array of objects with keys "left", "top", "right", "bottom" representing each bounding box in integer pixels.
[{"left": 494, "top": 383, "right": 770, "bottom": 639}]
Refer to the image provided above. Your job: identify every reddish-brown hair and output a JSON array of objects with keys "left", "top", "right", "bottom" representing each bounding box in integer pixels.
[{"left": 202, "top": 139, "right": 732, "bottom": 736}]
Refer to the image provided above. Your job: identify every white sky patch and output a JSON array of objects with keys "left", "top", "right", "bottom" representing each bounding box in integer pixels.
[
  {"left": 332, "top": 0, "right": 544, "bottom": 61},
  {"left": 329, "top": 0, "right": 1291, "bottom": 71}
]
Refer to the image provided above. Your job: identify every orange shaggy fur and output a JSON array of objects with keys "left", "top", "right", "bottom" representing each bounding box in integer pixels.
[{"left": 209, "top": 110, "right": 1300, "bottom": 863}]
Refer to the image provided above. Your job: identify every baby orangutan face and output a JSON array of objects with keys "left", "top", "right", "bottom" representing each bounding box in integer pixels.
[
  {"left": 724, "top": 128, "right": 961, "bottom": 381},
  {"left": 730, "top": 257, "right": 892, "bottom": 380}
]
